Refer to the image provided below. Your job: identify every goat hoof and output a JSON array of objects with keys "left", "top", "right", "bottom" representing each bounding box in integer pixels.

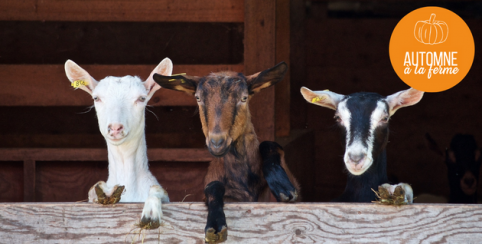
[
  {"left": 378, "top": 186, "right": 390, "bottom": 199},
  {"left": 138, "top": 218, "right": 161, "bottom": 230},
  {"left": 94, "top": 184, "right": 107, "bottom": 203},
  {"left": 278, "top": 189, "right": 298, "bottom": 202},
  {"left": 289, "top": 190, "right": 299, "bottom": 202},
  {"left": 94, "top": 184, "right": 125, "bottom": 205},
  {"left": 374, "top": 183, "right": 413, "bottom": 205},
  {"left": 109, "top": 185, "right": 125, "bottom": 204},
  {"left": 393, "top": 185, "right": 405, "bottom": 197},
  {"left": 205, "top": 226, "right": 227, "bottom": 243}
]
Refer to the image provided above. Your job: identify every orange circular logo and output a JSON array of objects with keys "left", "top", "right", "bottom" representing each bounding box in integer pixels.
[{"left": 389, "top": 7, "right": 474, "bottom": 92}]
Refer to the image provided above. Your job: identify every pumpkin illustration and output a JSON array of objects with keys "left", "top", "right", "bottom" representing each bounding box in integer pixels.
[{"left": 414, "top": 13, "right": 449, "bottom": 45}]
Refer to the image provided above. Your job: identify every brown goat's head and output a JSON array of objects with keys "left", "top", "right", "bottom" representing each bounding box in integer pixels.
[{"left": 153, "top": 62, "right": 287, "bottom": 157}]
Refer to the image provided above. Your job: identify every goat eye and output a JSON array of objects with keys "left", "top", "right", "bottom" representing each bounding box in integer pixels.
[
  {"left": 241, "top": 96, "right": 248, "bottom": 102},
  {"left": 334, "top": 115, "right": 341, "bottom": 122},
  {"left": 138, "top": 96, "right": 146, "bottom": 102},
  {"left": 195, "top": 96, "right": 201, "bottom": 102},
  {"left": 93, "top": 96, "right": 100, "bottom": 102},
  {"left": 381, "top": 116, "right": 389, "bottom": 122}
]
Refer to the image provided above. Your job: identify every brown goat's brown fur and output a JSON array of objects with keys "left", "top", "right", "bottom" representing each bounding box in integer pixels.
[
  {"left": 197, "top": 71, "right": 299, "bottom": 202},
  {"left": 153, "top": 62, "right": 299, "bottom": 242}
]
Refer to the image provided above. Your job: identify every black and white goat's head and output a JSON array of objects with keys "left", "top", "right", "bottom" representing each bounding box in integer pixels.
[
  {"left": 426, "top": 133, "right": 481, "bottom": 202},
  {"left": 301, "top": 87, "right": 424, "bottom": 176}
]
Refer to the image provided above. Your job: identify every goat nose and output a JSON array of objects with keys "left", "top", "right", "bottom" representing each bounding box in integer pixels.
[
  {"left": 348, "top": 153, "right": 366, "bottom": 164},
  {"left": 210, "top": 138, "right": 225, "bottom": 148},
  {"left": 464, "top": 178, "right": 475, "bottom": 187},
  {"left": 108, "top": 123, "right": 124, "bottom": 135}
]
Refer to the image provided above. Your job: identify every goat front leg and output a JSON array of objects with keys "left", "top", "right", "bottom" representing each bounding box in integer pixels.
[
  {"left": 260, "top": 141, "right": 299, "bottom": 202},
  {"left": 376, "top": 183, "right": 414, "bottom": 205},
  {"left": 204, "top": 181, "right": 227, "bottom": 243},
  {"left": 88, "top": 181, "right": 125, "bottom": 205},
  {"left": 138, "top": 185, "right": 169, "bottom": 229}
]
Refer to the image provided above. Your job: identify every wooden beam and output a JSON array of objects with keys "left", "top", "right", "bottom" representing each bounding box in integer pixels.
[
  {"left": 0, "top": 0, "right": 244, "bottom": 22},
  {"left": 0, "top": 64, "right": 243, "bottom": 107},
  {"left": 23, "top": 160, "right": 36, "bottom": 202},
  {"left": 275, "top": 0, "right": 291, "bottom": 137},
  {"left": 1, "top": 203, "right": 482, "bottom": 243},
  {"left": 244, "top": 0, "right": 277, "bottom": 142},
  {"left": 288, "top": 0, "right": 308, "bottom": 132},
  {"left": 0, "top": 148, "right": 213, "bottom": 162}
]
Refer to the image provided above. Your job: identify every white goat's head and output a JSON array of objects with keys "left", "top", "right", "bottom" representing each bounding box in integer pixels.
[
  {"left": 301, "top": 87, "right": 424, "bottom": 176},
  {"left": 64, "top": 58, "right": 173, "bottom": 146}
]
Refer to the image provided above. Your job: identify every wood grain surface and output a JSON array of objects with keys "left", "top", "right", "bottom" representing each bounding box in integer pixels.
[
  {"left": 0, "top": 203, "right": 481, "bottom": 243},
  {"left": 0, "top": 0, "right": 244, "bottom": 22},
  {"left": 244, "top": 0, "right": 277, "bottom": 142}
]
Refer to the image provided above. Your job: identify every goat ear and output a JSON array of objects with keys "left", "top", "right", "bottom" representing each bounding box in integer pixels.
[
  {"left": 64, "top": 60, "right": 98, "bottom": 95},
  {"left": 246, "top": 62, "right": 287, "bottom": 94},
  {"left": 145, "top": 57, "right": 173, "bottom": 99},
  {"left": 386, "top": 88, "right": 424, "bottom": 116},
  {"left": 425, "top": 133, "right": 444, "bottom": 158},
  {"left": 152, "top": 73, "right": 199, "bottom": 96},
  {"left": 300, "top": 86, "right": 344, "bottom": 110},
  {"left": 446, "top": 149, "right": 457, "bottom": 164}
]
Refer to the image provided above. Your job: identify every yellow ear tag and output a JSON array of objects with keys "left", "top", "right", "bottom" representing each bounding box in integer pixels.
[
  {"left": 169, "top": 73, "right": 187, "bottom": 82},
  {"left": 71, "top": 80, "right": 88, "bottom": 88},
  {"left": 312, "top": 96, "right": 326, "bottom": 103}
]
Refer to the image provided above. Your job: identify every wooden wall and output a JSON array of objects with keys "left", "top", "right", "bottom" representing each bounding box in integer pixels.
[
  {"left": 6, "top": 0, "right": 477, "bottom": 204},
  {"left": 0, "top": 0, "right": 315, "bottom": 203},
  {"left": 0, "top": 0, "right": 245, "bottom": 202}
]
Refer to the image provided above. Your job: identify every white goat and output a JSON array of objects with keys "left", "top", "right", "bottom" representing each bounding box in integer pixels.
[{"left": 64, "top": 58, "right": 171, "bottom": 227}]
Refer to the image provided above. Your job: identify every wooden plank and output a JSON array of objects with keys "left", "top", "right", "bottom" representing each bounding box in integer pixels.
[
  {"left": 0, "top": 0, "right": 244, "bottom": 22},
  {"left": 0, "top": 148, "right": 213, "bottom": 162},
  {"left": 288, "top": 0, "right": 308, "bottom": 132},
  {"left": 0, "top": 64, "right": 243, "bottom": 107},
  {"left": 0, "top": 162, "right": 23, "bottom": 202},
  {"left": 275, "top": 0, "right": 291, "bottom": 137},
  {"left": 0, "top": 133, "right": 205, "bottom": 149},
  {"left": 23, "top": 160, "right": 36, "bottom": 202},
  {"left": 1, "top": 203, "right": 482, "bottom": 243},
  {"left": 33, "top": 161, "right": 208, "bottom": 202},
  {"left": 35, "top": 161, "right": 108, "bottom": 202},
  {"left": 0, "top": 22, "right": 244, "bottom": 65},
  {"left": 244, "top": 0, "right": 277, "bottom": 142},
  {"left": 150, "top": 162, "right": 209, "bottom": 202}
]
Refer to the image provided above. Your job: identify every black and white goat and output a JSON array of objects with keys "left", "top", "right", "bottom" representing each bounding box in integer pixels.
[
  {"left": 301, "top": 87, "right": 424, "bottom": 202},
  {"left": 426, "top": 133, "right": 481, "bottom": 203}
]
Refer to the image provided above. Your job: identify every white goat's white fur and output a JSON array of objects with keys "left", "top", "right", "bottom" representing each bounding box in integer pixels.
[{"left": 65, "top": 58, "right": 172, "bottom": 224}]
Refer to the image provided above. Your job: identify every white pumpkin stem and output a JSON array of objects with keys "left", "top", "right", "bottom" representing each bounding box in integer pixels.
[{"left": 429, "top": 13, "right": 436, "bottom": 23}]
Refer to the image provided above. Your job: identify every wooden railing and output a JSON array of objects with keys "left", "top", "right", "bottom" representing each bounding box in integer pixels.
[{"left": 1, "top": 202, "right": 481, "bottom": 243}]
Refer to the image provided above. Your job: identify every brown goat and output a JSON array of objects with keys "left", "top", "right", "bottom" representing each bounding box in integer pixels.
[{"left": 153, "top": 62, "right": 300, "bottom": 243}]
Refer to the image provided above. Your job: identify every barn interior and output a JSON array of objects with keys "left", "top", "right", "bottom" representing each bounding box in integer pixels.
[{"left": 0, "top": 0, "right": 481, "bottom": 203}]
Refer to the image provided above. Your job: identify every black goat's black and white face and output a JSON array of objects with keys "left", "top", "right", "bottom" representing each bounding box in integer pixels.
[
  {"left": 427, "top": 133, "right": 482, "bottom": 197},
  {"left": 301, "top": 87, "right": 424, "bottom": 175},
  {"left": 446, "top": 135, "right": 481, "bottom": 196}
]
